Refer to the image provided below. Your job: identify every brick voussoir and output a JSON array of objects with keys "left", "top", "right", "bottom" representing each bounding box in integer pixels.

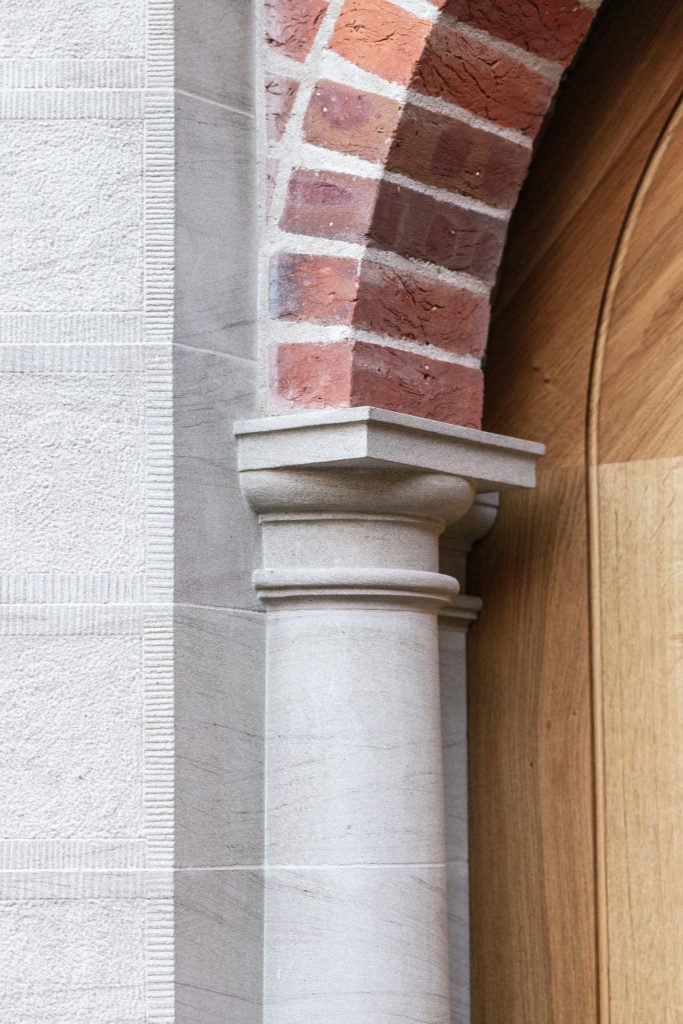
[
  {"left": 266, "top": 75, "right": 300, "bottom": 142},
  {"left": 439, "top": 0, "right": 597, "bottom": 65},
  {"left": 349, "top": 340, "right": 484, "bottom": 426},
  {"left": 369, "top": 180, "right": 508, "bottom": 283},
  {"left": 280, "top": 168, "right": 380, "bottom": 244},
  {"left": 354, "top": 259, "right": 489, "bottom": 356},
  {"left": 330, "top": 0, "right": 432, "bottom": 85},
  {"left": 304, "top": 80, "right": 402, "bottom": 164},
  {"left": 412, "top": 22, "right": 556, "bottom": 136},
  {"left": 273, "top": 341, "right": 355, "bottom": 409},
  {"left": 266, "top": 0, "right": 329, "bottom": 63},
  {"left": 270, "top": 252, "right": 360, "bottom": 324},
  {"left": 388, "top": 102, "right": 531, "bottom": 206}
]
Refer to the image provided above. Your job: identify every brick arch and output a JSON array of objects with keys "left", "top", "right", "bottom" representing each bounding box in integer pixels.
[{"left": 265, "top": 0, "right": 600, "bottom": 427}]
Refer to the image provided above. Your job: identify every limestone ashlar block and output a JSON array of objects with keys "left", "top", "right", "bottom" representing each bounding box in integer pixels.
[
  {"left": 0, "top": 871, "right": 172, "bottom": 1024},
  {"left": 0, "top": 605, "right": 173, "bottom": 869},
  {"left": 174, "top": 346, "right": 261, "bottom": 611},
  {"left": 175, "top": 606, "right": 265, "bottom": 869},
  {"left": 0, "top": 0, "right": 145, "bottom": 59},
  {"left": 175, "top": 869, "right": 264, "bottom": 1024},
  {"left": 176, "top": 0, "right": 254, "bottom": 111},
  {"left": 0, "top": 345, "right": 172, "bottom": 604},
  {"left": 175, "top": 90, "right": 257, "bottom": 358},
  {"left": 0, "top": 113, "right": 142, "bottom": 312}
]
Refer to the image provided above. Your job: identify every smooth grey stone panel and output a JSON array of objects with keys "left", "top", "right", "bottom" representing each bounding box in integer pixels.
[
  {"left": 448, "top": 860, "right": 471, "bottom": 1024},
  {"left": 175, "top": 605, "right": 265, "bottom": 868},
  {"left": 175, "top": 868, "right": 264, "bottom": 1024},
  {"left": 440, "top": 624, "right": 469, "bottom": 865},
  {"left": 174, "top": 345, "right": 261, "bottom": 610},
  {"left": 176, "top": 0, "right": 253, "bottom": 112},
  {"left": 175, "top": 91, "right": 257, "bottom": 359}
]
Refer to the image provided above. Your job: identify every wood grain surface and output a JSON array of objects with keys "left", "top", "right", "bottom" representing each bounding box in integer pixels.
[{"left": 467, "top": 0, "right": 683, "bottom": 1020}]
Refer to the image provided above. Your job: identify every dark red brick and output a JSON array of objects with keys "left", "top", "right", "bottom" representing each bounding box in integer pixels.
[
  {"left": 280, "top": 169, "right": 379, "bottom": 244},
  {"left": 272, "top": 339, "right": 484, "bottom": 426},
  {"left": 370, "top": 181, "right": 507, "bottom": 283},
  {"left": 273, "top": 342, "right": 354, "bottom": 409},
  {"left": 270, "top": 253, "right": 359, "bottom": 323},
  {"left": 265, "top": 76, "right": 299, "bottom": 142},
  {"left": 304, "top": 80, "right": 400, "bottom": 163},
  {"left": 440, "top": 0, "right": 596, "bottom": 65},
  {"left": 354, "top": 259, "right": 489, "bottom": 356},
  {"left": 350, "top": 341, "right": 484, "bottom": 426},
  {"left": 413, "top": 23, "right": 555, "bottom": 136},
  {"left": 388, "top": 103, "right": 531, "bottom": 206},
  {"left": 265, "top": 0, "right": 328, "bottom": 62}
]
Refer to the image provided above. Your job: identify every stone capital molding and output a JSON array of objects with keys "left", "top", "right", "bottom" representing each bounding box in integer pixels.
[{"left": 236, "top": 406, "right": 544, "bottom": 491}]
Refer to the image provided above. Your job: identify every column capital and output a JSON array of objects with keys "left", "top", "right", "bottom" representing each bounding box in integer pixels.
[
  {"left": 236, "top": 408, "right": 543, "bottom": 612},
  {"left": 235, "top": 406, "right": 544, "bottom": 493}
]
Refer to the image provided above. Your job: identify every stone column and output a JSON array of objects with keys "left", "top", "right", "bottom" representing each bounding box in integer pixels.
[
  {"left": 236, "top": 407, "right": 542, "bottom": 1024},
  {"left": 439, "top": 494, "right": 500, "bottom": 1023}
]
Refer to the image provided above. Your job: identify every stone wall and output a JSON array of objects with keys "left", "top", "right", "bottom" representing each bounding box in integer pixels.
[{"left": 0, "top": 2, "right": 261, "bottom": 1020}]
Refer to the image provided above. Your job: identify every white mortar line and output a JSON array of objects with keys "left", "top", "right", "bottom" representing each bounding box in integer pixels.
[
  {"left": 264, "top": 50, "right": 308, "bottom": 83},
  {"left": 269, "top": 227, "right": 492, "bottom": 295},
  {"left": 385, "top": 0, "right": 440, "bottom": 21},
  {"left": 269, "top": 139, "right": 512, "bottom": 220},
  {"left": 270, "top": 320, "right": 482, "bottom": 368}
]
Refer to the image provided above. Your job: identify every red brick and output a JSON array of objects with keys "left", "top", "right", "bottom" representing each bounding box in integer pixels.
[
  {"left": 273, "top": 342, "right": 354, "bottom": 409},
  {"left": 330, "top": 0, "right": 430, "bottom": 85},
  {"left": 265, "top": 76, "right": 299, "bottom": 142},
  {"left": 280, "top": 169, "right": 378, "bottom": 244},
  {"left": 440, "top": 0, "right": 596, "bottom": 65},
  {"left": 370, "top": 181, "right": 507, "bottom": 283},
  {"left": 413, "top": 23, "right": 555, "bottom": 136},
  {"left": 265, "top": 158, "right": 279, "bottom": 221},
  {"left": 354, "top": 260, "right": 489, "bottom": 356},
  {"left": 349, "top": 341, "right": 484, "bottom": 426},
  {"left": 272, "top": 340, "right": 484, "bottom": 426},
  {"left": 265, "top": 0, "right": 328, "bottom": 62},
  {"left": 270, "top": 253, "right": 359, "bottom": 324},
  {"left": 388, "top": 103, "right": 531, "bottom": 206},
  {"left": 304, "top": 80, "right": 400, "bottom": 163}
]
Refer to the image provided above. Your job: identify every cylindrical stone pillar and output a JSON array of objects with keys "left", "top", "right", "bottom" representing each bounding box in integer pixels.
[
  {"left": 244, "top": 468, "right": 474, "bottom": 1024},
  {"left": 235, "top": 407, "right": 543, "bottom": 1024}
]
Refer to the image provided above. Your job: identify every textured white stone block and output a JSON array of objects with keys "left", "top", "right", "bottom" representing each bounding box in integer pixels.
[
  {"left": 0, "top": 898, "right": 146, "bottom": 1022},
  {"left": 0, "top": 119, "right": 143, "bottom": 312},
  {"left": 0, "top": 605, "right": 173, "bottom": 867},
  {"left": 0, "top": 346, "right": 172, "bottom": 602},
  {"left": 0, "top": 0, "right": 145, "bottom": 58},
  {"left": 1, "top": 626, "right": 142, "bottom": 840}
]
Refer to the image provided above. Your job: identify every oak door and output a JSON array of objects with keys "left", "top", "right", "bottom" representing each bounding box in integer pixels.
[{"left": 468, "top": 1, "right": 683, "bottom": 1020}]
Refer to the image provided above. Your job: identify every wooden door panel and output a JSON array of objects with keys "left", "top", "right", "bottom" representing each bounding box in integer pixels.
[
  {"left": 468, "top": 1, "right": 683, "bottom": 1020},
  {"left": 593, "top": 459, "right": 683, "bottom": 1022}
]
